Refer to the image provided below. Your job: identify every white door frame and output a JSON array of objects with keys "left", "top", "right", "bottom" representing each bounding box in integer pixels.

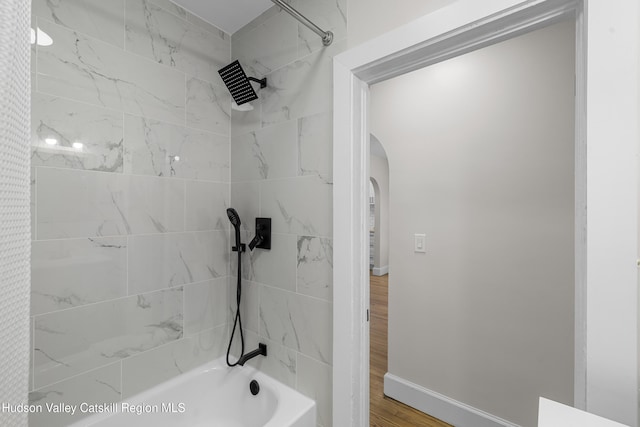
[{"left": 332, "top": 0, "right": 639, "bottom": 426}]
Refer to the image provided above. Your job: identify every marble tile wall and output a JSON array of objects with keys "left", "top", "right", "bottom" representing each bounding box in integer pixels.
[
  {"left": 29, "top": 1, "right": 231, "bottom": 425},
  {"left": 230, "top": 1, "right": 346, "bottom": 425}
]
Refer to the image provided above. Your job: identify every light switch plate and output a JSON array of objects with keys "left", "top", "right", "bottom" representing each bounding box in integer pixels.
[{"left": 414, "top": 234, "right": 426, "bottom": 253}]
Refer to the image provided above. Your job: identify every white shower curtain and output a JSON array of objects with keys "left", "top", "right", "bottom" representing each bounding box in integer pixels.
[{"left": 0, "top": 0, "right": 32, "bottom": 425}]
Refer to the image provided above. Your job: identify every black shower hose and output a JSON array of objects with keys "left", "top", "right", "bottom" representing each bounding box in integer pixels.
[{"left": 226, "top": 247, "right": 245, "bottom": 366}]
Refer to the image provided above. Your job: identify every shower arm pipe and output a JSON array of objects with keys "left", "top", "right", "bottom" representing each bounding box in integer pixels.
[{"left": 270, "top": 0, "right": 333, "bottom": 46}]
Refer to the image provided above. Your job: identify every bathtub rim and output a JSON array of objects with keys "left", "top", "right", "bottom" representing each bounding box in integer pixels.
[{"left": 68, "top": 356, "right": 316, "bottom": 427}]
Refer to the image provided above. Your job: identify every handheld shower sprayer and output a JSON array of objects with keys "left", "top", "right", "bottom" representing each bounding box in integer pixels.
[
  {"left": 226, "top": 207, "right": 241, "bottom": 228},
  {"left": 226, "top": 208, "right": 244, "bottom": 252}
]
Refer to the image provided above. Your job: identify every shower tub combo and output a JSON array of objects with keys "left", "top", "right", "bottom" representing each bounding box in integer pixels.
[
  {"left": 70, "top": 358, "right": 316, "bottom": 427},
  {"left": 75, "top": 5, "right": 327, "bottom": 426}
]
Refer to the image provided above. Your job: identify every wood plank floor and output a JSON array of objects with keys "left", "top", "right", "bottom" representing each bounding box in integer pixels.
[{"left": 369, "top": 273, "right": 452, "bottom": 427}]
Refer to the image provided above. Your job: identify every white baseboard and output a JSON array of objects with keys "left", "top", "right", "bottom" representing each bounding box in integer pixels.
[
  {"left": 372, "top": 265, "right": 388, "bottom": 276},
  {"left": 383, "top": 373, "right": 520, "bottom": 427}
]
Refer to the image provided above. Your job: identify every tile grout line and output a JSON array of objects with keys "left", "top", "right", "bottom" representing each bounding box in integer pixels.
[
  {"left": 32, "top": 278, "right": 213, "bottom": 318},
  {"left": 33, "top": 228, "right": 230, "bottom": 243},
  {"left": 33, "top": 164, "right": 230, "bottom": 187},
  {"left": 33, "top": 87, "right": 231, "bottom": 139},
  {"left": 31, "top": 359, "right": 122, "bottom": 395}
]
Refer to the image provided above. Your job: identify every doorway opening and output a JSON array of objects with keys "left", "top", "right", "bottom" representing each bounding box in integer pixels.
[{"left": 367, "top": 19, "right": 575, "bottom": 426}]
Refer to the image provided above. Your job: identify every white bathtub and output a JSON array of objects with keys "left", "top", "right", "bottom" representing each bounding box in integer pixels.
[{"left": 70, "top": 357, "right": 316, "bottom": 427}]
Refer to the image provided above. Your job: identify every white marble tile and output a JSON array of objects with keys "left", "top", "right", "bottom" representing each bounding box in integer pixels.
[
  {"left": 31, "top": 237, "right": 127, "bottom": 316},
  {"left": 184, "top": 278, "right": 228, "bottom": 336},
  {"left": 298, "top": 111, "right": 332, "bottom": 183},
  {"left": 292, "top": 0, "right": 347, "bottom": 57},
  {"left": 121, "top": 325, "right": 227, "bottom": 398},
  {"left": 186, "top": 78, "right": 231, "bottom": 135},
  {"left": 259, "top": 286, "right": 332, "bottom": 364},
  {"left": 128, "top": 231, "right": 228, "bottom": 294},
  {"left": 37, "top": 168, "right": 129, "bottom": 239},
  {"left": 260, "top": 176, "right": 333, "bottom": 237},
  {"left": 232, "top": 10, "right": 297, "bottom": 77},
  {"left": 261, "top": 41, "right": 345, "bottom": 127},
  {"left": 37, "top": 20, "right": 185, "bottom": 126},
  {"left": 124, "top": 115, "right": 230, "bottom": 182},
  {"left": 231, "top": 120, "right": 297, "bottom": 181},
  {"left": 232, "top": 233, "right": 297, "bottom": 292},
  {"left": 297, "top": 236, "right": 332, "bottom": 302},
  {"left": 185, "top": 181, "right": 228, "bottom": 231},
  {"left": 34, "top": 288, "right": 182, "bottom": 388},
  {"left": 297, "top": 354, "right": 332, "bottom": 427},
  {"left": 148, "top": 0, "right": 187, "bottom": 20},
  {"left": 125, "top": 0, "right": 229, "bottom": 85},
  {"left": 231, "top": 97, "right": 262, "bottom": 137},
  {"left": 32, "top": 93, "right": 123, "bottom": 172},
  {"left": 37, "top": 168, "right": 185, "bottom": 239},
  {"left": 229, "top": 182, "right": 260, "bottom": 233},
  {"left": 32, "top": 0, "right": 125, "bottom": 48},
  {"left": 241, "top": 330, "right": 297, "bottom": 388},
  {"left": 127, "top": 175, "right": 185, "bottom": 233},
  {"left": 29, "top": 362, "right": 121, "bottom": 427}
]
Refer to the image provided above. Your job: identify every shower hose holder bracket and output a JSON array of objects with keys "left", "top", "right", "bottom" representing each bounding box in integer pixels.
[{"left": 232, "top": 243, "right": 246, "bottom": 252}]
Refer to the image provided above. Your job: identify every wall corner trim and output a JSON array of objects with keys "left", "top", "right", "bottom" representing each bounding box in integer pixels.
[
  {"left": 383, "top": 373, "right": 520, "bottom": 427},
  {"left": 372, "top": 266, "right": 388, "bottom": 276}
]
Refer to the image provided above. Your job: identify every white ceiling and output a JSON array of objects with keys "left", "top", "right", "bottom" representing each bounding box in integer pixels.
[{"left": 172, "top": 0, "right": 274, "bottom": 34}]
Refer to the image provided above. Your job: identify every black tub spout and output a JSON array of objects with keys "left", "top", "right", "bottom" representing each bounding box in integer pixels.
[{"left": 238, "top": 343, "right": 267, "bottom": 366}]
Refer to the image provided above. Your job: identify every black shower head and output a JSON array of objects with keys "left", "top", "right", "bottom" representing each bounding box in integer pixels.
[
  {"left": 226, "top": 208, "right": 241, "bottom": 228},
  {"left": 218, "top": 60, "right": 267, "bottom": 106}
]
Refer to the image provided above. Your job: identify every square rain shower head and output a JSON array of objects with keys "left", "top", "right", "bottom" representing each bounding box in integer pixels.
[{"left": 218, "top": 60, "right": 266, "bottom": 106}]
